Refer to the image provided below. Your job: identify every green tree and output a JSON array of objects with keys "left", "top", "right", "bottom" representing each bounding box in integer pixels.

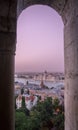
[
  {"left": 22, "top": 96, "right": 25, "bottom": 108},
  {"left": 53, "top": 98, "right": 60, "bottom": 109},
  {"left": 15, "top": 111, "right": 27, "bottom": 130},
  {"left": 52, "top": 98, "right": 64, "bottom": 130},
  {"left": 15, "top": 97, "right": 64, "bottom": 130},
  {"left": 15, "top": 96, "right": 18, "bottom": 110},
  {"left": 29, "top": 107, "right": 42, "bottom": 130},
  {"left": 30, "top": 97, "right": 53, "bottom": 130},
  {"left": 21, "top": 96, "right": 30, "bottom": 116},
  {"left": 53, "top": 112, "right": 64, "bottom": 130}
]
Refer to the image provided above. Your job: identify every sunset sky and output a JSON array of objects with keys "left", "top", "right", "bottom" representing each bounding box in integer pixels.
[{"left": 15, "top": 5, "right": 64, "bottom": 73}]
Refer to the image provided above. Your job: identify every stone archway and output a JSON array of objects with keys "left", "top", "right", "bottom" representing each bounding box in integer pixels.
[
  {"left": 17, "top": 0, "right": 67, "bottom": 16},
  {"left": 0, "top": 0, "right": 78, "bottom": 130}
]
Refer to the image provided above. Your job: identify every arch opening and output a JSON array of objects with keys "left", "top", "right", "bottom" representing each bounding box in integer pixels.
[
  {"left": 16, "top": 5, "right": 64, "bottom": 73},
  {"left": 15, "top": 4, "right": 65, "bottom": 130},
  {"left": 0, "top": 1, "right": 78, "bottom": 130}
]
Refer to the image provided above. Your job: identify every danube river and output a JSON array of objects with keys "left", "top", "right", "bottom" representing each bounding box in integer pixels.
[{"left": 15, "top": 77, "right": 64, "bottom": 89}]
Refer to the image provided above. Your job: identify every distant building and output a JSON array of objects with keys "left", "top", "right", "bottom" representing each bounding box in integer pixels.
[
  {"left": 25, "top": 95, "right": 38, "bottom": 110},
  {"left": 40, "top": 80, "right": 45, "bottom": 89},
  {"left": 24, "top": 88, "right": 29, "bottom": 94},
  {"left": 16, "top": 94, "right": 38, "bottom": 111},
  {"left": 15, "top": 85, "right": 21, "bottom": 95},
  {"left": 16, "top": 95, "right": 22, "bottom": 109}
]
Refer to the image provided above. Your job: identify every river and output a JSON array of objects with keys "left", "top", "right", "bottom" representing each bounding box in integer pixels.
[{"left": 15, "top": 77, "right": 64, "bottom": 89}]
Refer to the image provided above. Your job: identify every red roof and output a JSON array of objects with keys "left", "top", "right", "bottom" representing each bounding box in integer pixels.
[{"left": 25, "top": 96, "right": 35, "bottom": 102}]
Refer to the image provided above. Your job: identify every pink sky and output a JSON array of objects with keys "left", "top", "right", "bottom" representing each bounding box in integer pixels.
[{"left": 15, "top": 5, "right": 64, "bottom": 73}]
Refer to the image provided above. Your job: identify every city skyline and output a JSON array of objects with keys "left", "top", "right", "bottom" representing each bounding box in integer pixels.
[{"left": 15, "top": 5, "right": 64, "bottom": 73}]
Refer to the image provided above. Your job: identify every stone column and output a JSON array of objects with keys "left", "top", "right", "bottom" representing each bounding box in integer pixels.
[
  {"left": 0, "top": 33, "right": 16, "bottom": 130},
  {"left": 62, "top": 0, "right": 78, "bottom": 130},
  {"left": 0, "top": 1, "right": 17, "bottom": 130}
]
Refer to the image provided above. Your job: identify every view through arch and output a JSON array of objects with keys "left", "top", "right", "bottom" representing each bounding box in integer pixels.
[
  {"left": 16, "top": 5, "right": 64, "bottom": 72},
  {"left": 15, "top": 5, "right": 64, "bottom": 130}
]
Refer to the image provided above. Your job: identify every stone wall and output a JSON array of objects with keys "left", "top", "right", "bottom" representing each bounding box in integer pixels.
[
  {"left": 0, "top": 0, "right": 17, "bottom": 52},
  {"left": 0, "top": 1, "right": 17, "bottom": 130},
  {"left": 62, "top": 0, "right": 78, "bottom": 130},
  {"left": 17, "top": 0, "right": 66, "bottom": 16},
  {"left": 0, "top": 0, "right": 78, "bottom": 130},
  {"left": 18, "top": 1, "right": 78, "bottom": 130}
]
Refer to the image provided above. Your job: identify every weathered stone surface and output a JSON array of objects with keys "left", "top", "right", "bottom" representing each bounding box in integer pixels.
[
  {"left": 64, "top": 18, "right": 78, "bottom": 48},
  {"left": 0, "top": 0, "right": 17, "bottom": 17},
  {"left": 0, "top": 0, "right": 78, "bottom": 130},
  {"left": 65, "top": 90, "right": 78, "bottom": 130},
  {"left": 64, "top": 42, "right": 78, "bottom": 75},
  {"left": 0, "top": 32, "right": 16, "bottom": 53},
  {"left": 0, "top": 53, "right": 15, "bottom": 130},
  {"left": 17, "top": 0, "right": 24, "bottom": 17},
  {"left": 0, "top": 1, "right": 16, "bottom": 130},
  {"left": 0, "top": 16, "right": 16, "bottom": 32},
  {"left": 17, "top": 0, "right": 67, "bottom": 16},
  {"left": 0, "top": 0, "right": 17, "bottom": 33},
  {"left": 62, "top": 0, "right": 78, "bottom": 25},
  {"left": 64, "top": 1, "right": 78, "bottom": 130}
]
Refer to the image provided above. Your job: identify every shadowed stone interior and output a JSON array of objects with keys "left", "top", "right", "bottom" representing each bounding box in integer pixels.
[{"left": 0, "top": 0, "right": 78, "bottom": 130}]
